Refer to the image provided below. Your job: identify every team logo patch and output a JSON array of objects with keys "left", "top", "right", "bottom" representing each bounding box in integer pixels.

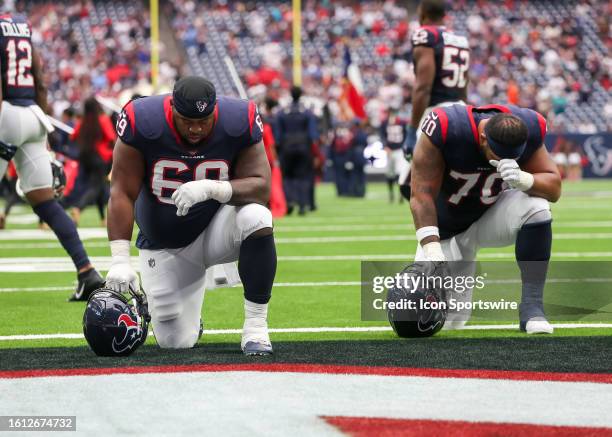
[
  {"left": 196, "top": 100, "right": 207, "bottom": 112},
  {"left": 111, "top": 313, "right": 142, "bottom": 354},
  {"left": 148, "top": 258, "right": 156, "bottom": 268}
]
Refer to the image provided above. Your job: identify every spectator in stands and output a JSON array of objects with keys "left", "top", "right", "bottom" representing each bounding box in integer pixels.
[{"left": 70, "top": 97, "right": 116, "bottom": 226}]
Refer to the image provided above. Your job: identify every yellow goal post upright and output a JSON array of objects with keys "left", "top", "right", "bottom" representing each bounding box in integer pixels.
[
  {"left": 292, "top": 0, "right": 302, "bottom": 87},
  {"left": 150, "top": 0, "right": 160, "bottom": 91}
]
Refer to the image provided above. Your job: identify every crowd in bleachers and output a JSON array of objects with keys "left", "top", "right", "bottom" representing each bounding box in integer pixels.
[
  {"left": 169, "top": 0, "right": 611, "bottom": 132},
  {"left": 24, "top": 0, "right": 178, "bottom": 115}
]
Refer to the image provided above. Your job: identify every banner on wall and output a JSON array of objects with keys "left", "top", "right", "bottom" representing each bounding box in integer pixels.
[{"left": 545, "top": 133, "right": 612, "bottom": 178}]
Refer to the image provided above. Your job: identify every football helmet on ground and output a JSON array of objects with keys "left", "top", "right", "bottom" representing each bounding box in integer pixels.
[
  {"left": 387, "top": 262, "right": 448, "bottom": 338},
  {"left": 83, "top": 286, "right": 150, "bottom": 356}
]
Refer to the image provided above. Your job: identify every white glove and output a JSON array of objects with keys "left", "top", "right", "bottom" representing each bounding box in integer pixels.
[
  {"left": 106, "top": 240, "right": 139, "bottom": 293},
  {"left": 422, "top": 241, "right": 446, "bottom": 262},
  {"left": 490, "top": 159, "right": 534, "bottom": 191},
  {"left": 171, "top": 179, "right": 232, "bottom": 216}
]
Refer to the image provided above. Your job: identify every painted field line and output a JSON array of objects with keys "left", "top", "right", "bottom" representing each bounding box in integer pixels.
[
  {"left": 1, "top": 252, "right": 612, "bottom": 272},
  {"left": 2, "top": 232, "right": 612, "bottom": 250},
  {"left": 0, "top": 228, "right": 108, "bottom": 241},
  {"left": 2, "top": 323, "right": 612, "bottom": 341},
  {"left": 3, "top": 278, "right": 612, "bottom": 294}
]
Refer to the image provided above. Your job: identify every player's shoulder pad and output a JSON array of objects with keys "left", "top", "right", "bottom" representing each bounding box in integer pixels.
[
  {"left": 508, "top": 105, "right": 547, "bottom": 144},
  {"left": 411, "top": 25, "right": 439, "bottom": 47},
  {"left": 419, "top": 106, "right": 455, "bottom": 148},
  {"left": 217, "top": 96, "right": 263, "bottom": 143},
  {"left": 116, "top": 95, "right": 166, "bottom": 144}
]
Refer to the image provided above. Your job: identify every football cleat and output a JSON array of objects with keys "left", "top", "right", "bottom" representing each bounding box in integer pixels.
[
  {"left": 69, "top": 268, "right": 105, "bottom": 302},
  {"left": 521, "top": 317, "right": 554, "bottom": 334},
  {"left": 241, "top": 318, "right": 273, "bottom": 356}
]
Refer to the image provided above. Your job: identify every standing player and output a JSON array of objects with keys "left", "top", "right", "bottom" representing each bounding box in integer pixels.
[
  {"left": 410, "top": 104, "right": 561, "bottom": 334},
  {"left": 105, "top": 76, "right": 276, "bottom": 355},
  {"left": 400, "top": 0, "right": 470, "bottom": 193},
  {"left": 380, "top": 107, "right": 409, "bottom": 202},
  {"left": 0, "top": 13, "right": 104, "bottom": 300}
]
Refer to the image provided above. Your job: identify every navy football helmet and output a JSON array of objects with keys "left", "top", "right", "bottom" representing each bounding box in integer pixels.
[
  {"left": 387, "top": 262, "right": 447, "bottom": 338},
  {"left": 83, "top": 286, "right": 150, "bottom": 356}
]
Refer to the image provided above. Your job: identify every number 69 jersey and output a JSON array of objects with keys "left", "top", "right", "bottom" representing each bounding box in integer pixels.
[
  {"left": 420, "top": 104, "right": 547, "bottom": 240},
  {"left": 0, "top": 14, "right": 36, "bottom": 106},
  {"left": 411, "top": 25, "right": 470, "bottom": 106},
  {"left": 117, "top": 94, "right": 263, "bottom": 250}
]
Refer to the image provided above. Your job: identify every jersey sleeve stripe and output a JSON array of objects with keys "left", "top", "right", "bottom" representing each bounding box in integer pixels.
[
  {"left": 536, "top": 112, "right": 547, "bottom": 140},
  {"left": 466, "top": 106, "right": 479, "bottom": 144},
  {"left": 124, "top": 101, "right": 136, "bottom": 132},
  {"left": 247, "top": 100, "right": 256, "bottom": 137},
  {"left": 435, "top": 108, "right": 449, "bottom": 144}
]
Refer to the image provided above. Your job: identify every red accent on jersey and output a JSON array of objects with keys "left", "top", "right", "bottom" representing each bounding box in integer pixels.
[
  {"left": 163, "top": 95, "right": 183, "bottom": 144},
  {"left": 420, "top": 25, "right": 441, "bottom": 43},
  {"left": 536, "top": 112, "right": 547, "bottom": 140},
  {"left": 124, "top": 101, "right": 136, "bottom": 133},
  {"left": 434, "top": 108, "right": 449, "bottom": 144},
  {"left": 248, "top": 100, "right": 256, "bottom": 137},
  {"left": 466, "top": 106, "right": 479, "bottom": 144}
]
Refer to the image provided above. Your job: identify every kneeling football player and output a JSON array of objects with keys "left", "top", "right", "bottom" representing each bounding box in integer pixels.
[
  {"left": 409, "top": 104, "right": 561, "bottom": 334},
  {"left": 105, "top": 76, "right": 276, "bottom": 355}
]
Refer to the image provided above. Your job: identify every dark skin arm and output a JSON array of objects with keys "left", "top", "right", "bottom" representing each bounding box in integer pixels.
[
  {"left": 228, "top": 141, "right": 271, "bottom": 206},
  {"left": 521, "top": 146, "right": 562, "bottom": 202},
  {"left": 409, "top": 134, "right": 445, "bottom": 245},
  {"left": 107, "top": 140, "right": 144, "bottom": 241},
  {"left": 411, "top": 46, "right": 436, "bottom": 129},
  {"left": 30, "top": 47, "right": 49, "bottom": 114}
]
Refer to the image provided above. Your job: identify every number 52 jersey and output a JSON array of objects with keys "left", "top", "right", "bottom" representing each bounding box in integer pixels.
[
  {"left": 419, "top": 104, "right": 547, "bottom": 240},
  {"left": 117, "top": 94, "right": 263, "bottom": 250}
]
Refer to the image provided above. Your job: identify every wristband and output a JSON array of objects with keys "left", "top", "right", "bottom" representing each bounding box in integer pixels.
[
  {"left": 416, "top": 226, "right": 440, "bottom": 243},
  {"left": 110, "top": 239, "right": 131, "bottom": 262}
]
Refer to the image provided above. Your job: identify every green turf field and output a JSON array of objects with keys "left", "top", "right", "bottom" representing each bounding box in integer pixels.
[{"left": 1, "top": 180, "right": 611, "bottom": 351}]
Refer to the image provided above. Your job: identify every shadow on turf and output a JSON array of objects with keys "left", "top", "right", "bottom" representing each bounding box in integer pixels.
[{"left": 2, "top": 337, "right": 612, "bottom": 373}]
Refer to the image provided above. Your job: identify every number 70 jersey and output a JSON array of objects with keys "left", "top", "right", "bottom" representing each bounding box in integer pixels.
[
  {"left": 0, "top": 14, "right": 36, "bottom": 106},
  {"left": 411, "top": 25, "right": 469, "bottom": 106},
  {"left": 419, "top": 104, "right": 548, "bottom": 240}
]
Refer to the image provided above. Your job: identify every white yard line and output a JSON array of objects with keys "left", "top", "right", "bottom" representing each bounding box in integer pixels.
[
  {"left": 1, "top": 232, "right": 612, "bottom": 250},
  {"left": 2, "top": 278, "right": 611, "bottom": 293},
  {"left": 1, "top": 252, "right": 612, "bottom": 272},
  {"left": 1, "top": 323, "right": 611, "bottom": 341}
]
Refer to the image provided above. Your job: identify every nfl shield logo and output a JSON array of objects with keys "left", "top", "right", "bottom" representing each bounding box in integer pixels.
[{"left": 196, "top": 100, "right": 207, "bottom": 112}]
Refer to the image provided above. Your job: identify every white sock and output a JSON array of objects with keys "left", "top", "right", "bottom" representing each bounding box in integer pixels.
[{"left": 244, "top": 299, "right": 268, "bottom": 322}]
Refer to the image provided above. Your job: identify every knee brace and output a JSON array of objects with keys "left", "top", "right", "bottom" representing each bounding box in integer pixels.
[{"left": 235, "top": 203, "right": 273, "bottom": 240}]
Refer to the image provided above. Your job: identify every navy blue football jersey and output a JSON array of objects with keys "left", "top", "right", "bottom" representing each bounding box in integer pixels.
[
  {"left": 411, "top": 25, "right": 470, "bottom": 106},
  {"left": 420, "top": 104, "right": 547, "bottom": 239},
  {"left": 116, "top": 94, "right": 263, "bottom": 249},
  {"left": 0, "top": 14, "right": 36, "bottom": 106}
]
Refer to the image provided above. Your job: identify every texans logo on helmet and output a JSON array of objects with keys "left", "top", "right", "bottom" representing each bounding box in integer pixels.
[
  {"left": 417, "top": 293, "right": 445, "bottom": 333},
  {"left": 111, "top": 313, "right": 143, "bottom": 354}
]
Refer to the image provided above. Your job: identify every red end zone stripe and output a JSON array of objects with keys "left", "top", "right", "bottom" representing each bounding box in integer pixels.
[
  {"left": 1, "top": 364, "right": 611, "bottom": 383},
  {"left": 323, "top": 417, "right": 612, "bottom": 437}
]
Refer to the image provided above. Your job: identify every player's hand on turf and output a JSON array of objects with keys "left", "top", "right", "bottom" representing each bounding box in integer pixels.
[
  {"left": 402, "top": 126, "right": 417, "bottom": 161},
  {"left": 489, "top": 159, "right": 534, "bottom": 191},
  {"left": 106, "top": 261, "right": 139, "bottom": 293}
]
